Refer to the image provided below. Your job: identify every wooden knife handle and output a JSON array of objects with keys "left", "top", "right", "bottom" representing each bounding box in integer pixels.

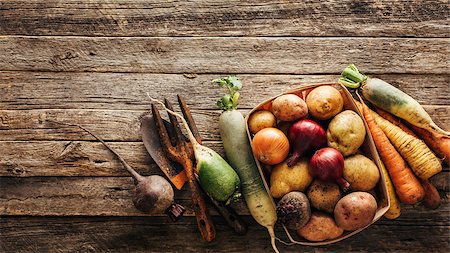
[
  {"left": 206, "top": 194, "right": 247, "bottom": 235},
  {"left": 184, "top": 160, "right": 216, "bottom": 242}
]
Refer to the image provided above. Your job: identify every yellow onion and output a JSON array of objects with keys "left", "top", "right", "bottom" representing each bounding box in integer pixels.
[{"left": 252, "top": 127, "right": 290, "bottom": 165}]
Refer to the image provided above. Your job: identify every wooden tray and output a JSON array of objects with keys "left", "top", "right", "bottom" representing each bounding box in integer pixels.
[{"left": 245, "top": 83, "right": 390, "bottom": 246}]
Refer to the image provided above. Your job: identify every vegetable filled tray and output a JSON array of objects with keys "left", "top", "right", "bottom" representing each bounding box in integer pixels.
[{"left": 245, "top": 83, "right": 390, "bottom": 245}]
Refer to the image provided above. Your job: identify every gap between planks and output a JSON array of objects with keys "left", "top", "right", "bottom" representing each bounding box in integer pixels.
[{"left": 1, "top": 35, "right": 450, "bottom": 39}]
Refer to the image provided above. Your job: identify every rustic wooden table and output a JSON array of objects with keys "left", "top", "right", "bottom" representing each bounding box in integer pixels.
[{"left": 1, "top": 1, "right": 449, "bottom": 252}]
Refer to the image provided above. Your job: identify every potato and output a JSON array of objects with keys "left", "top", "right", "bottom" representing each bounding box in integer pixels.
[
  {"left": 343, "top": 154, "right": 380, "bottom": 191},
  {"left": 270, "top": 158, "right": 313, "bottom": 198},
  {"left": 276, "top": 192, "right": 311, "bottom": 229},
  {"left": 248, "top": 110, "right": 277, "bottom": 134},
  {"left": 334, "top": 192, "right": 377, "bottom": 231},
  {"left": 271, "top": 94, "right": 308, "bottom": 121},
  {"left": 307, "top": 180, "right": 342, "bottom": 213},
  {"left": 297, "top": 212, "right": 344, "bottom": 242},
  {"left": 327, "top": 110, "right": 366, "bottom": 156},
  {"left": 306, "top": 86, "right": 344, "bottom": 120}
]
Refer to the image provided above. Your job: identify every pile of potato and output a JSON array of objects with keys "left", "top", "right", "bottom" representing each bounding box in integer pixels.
[{"left": 248, "top": 85, "right": 383, "bottom": 242}]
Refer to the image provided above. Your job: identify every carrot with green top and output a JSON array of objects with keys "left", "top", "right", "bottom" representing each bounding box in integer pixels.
[
  {"left": 339, "top": 64, "right": 449, "bottom": 136},
  {"left": 357, "top": 95, "right": 424, "bottom": 204},
  {"left": 367, "top": 106, "right": 442, "bottom": 180}
]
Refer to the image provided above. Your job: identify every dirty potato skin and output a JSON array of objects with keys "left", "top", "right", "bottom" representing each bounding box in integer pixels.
[
  {"left": 297, "top": 211, "right": 344, "bottom": 242},
  {"left": 307, "top": 180, "right": 341, "bottom": 213},
  {"left": 327, "top": 110, "right": 366, "bottom": 156},
  {"left": 270, "top": 158, "right": 313, "bottom": 198},
  {"left": 306, "top": 85, "right": 344, "bottom": 120},
  {"left": 248, "top": 110, "right": 277, "bottom": 134},
  {"left": 343, "top": 154, "right": 380, "bottom": 191},
  {"left": 334, "top": 192, "right": 377, "bottom": 231},
  {"left": 271, "top": 94, "right": 308, "bottom": 121}
]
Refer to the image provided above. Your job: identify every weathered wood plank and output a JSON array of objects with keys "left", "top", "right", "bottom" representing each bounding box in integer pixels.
[
  {"left": 0, "top": 173, "right": 448, "bottom": 218},
  {"left": 0, "top": 106, "right": 448, "bottom": 142},
  {"left": 0, "top": 141, "right": 227, "bottom": 177},
  {"left": 1, "top": 37, "right": 448, "bottom": 73},
  {"left": 0, "top": 110, "right": 226, "bottom": 141},
  {"left": 0, "top": 141, "right": 154, "bottom": 177},
  {"left": 0, "top": 217, "right": 448, "bottom": 253},
  {"left": 0, "top": 139, "right": 448, "bottom": 177},
  {"left": 1, "top": 72, "right": 449, "bottom": 110},
  {"left": 0, "top": 176, "right": 246, "bottom": 216},
  {"left": 0, "top": 1, "right": 447, "bottom": 252},
  {"left": 0, "top": 0, "right": 448, "bottom": 37}
]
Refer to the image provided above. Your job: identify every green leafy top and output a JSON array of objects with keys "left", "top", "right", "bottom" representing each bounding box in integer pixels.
[
  {"left": 338, "top": 64, "right": 368, "bottom": 89},
  {"left": 212, "top": 75, "right": 242, "bottom": 111}
]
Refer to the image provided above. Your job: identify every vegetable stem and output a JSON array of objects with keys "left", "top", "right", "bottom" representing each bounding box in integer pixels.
[
  {"left": 339, "top": 64, "right": 368, "bottom": 89},
  {"left": 212, "top": 75, "right": 242, "bottom": 111},
  {"left": 267, "top": 226, "right": 280, "bottom": 253},
  {"left": 280, "top": 225, "right": 309, "bottom": 246}
]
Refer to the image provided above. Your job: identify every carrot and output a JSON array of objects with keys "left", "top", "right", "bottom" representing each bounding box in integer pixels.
[
  {"left": 379, "top": 161, "right": 401, "bottom": 219},
  {"left": 339, "top": 64, "right": 450, "bottom": 136},
  {"left": 375, "top": 108, "right": 418, "bottom": 138},
  {"left": 406, "top": 123, "right": 450, "bottom": 165},
  {"left": 420, "top": 179, "right": 441, "bottom": 210},
  {"left": 357, "top": 95, "right": 424, "bottom": 204},
  {"left": 367, "top": 107, "right": 442, "bottom": 180},
  {"left": 376, "top": 106, "right": 450, "bottom": 165}
]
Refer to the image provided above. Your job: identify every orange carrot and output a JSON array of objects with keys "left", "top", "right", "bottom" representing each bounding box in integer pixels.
[
  {"left": 420, "top": 179, "right": 441, "bottom": 209},
  {"left": 357, "top": 95, "right": 424, "bottom": 204},
  {"left": 407, "top": 123, "right": 450, "bottom": 165},
  {"left": 375, "top": 108, "right": 418, "bottom": 138},
  {"left": 369, "top": 107, "right": 442, "bottom": 180}
]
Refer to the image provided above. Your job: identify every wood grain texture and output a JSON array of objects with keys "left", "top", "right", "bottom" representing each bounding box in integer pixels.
[
  {"left": 0, "top": 106, "right": 448, "bottom": 142},
  {"left": 1, "top": 37, "right": 448, "bottom": 73},
  {"left": 0, "top": 138, "right": 449, "bottom": 176},
  {"left": 0, "top": 217, "right": 449, "bottom": 253},
  {"left": 0, "top": 176, "right": 251, "bottom": 216},
  {"left": 0, "top": 141, "right": 155, "bottom": 177},
  {"left": 0, "top": 172, "right": 448, "bottom": 217},
  {"left": 0, "top": 1, "right": 448, "bottom": 252},
  {"left": 0, "top": 110, "right": 230, "bottom": 142},
  {"left": 1, "top": 72, "right": 449, "bottom": 110},
  {"left": 0, "top": 0, "right": 448, "bottom": 37}
]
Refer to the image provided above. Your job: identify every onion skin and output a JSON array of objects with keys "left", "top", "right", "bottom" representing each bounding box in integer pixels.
[
  {"left": 252, "top": 127, "right": 290, "bottom": 165},
  {"left": 286, "top": 119, "right": 327, "bottom": 167},
  {"left": 309, "top": 148, "right": 350, "bottom": 192}
]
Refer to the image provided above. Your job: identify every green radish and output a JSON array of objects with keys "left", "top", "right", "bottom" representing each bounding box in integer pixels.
[
  {"left": 149, "top": 96, "right": 240, "bottom": 203},
  {"left": 339, "top": 64, "right": 450, "bottom": 136},
  {"left": 213, "top": 76, "right": 279, "bottom": 253}
]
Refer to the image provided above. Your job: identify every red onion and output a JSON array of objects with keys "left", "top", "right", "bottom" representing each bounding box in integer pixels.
[
  {"left": 286, "top": 119, "right": 326, "bottom": 167},
  {"left": 309, "top": 147, "right": 350, "bottom": 192}
]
